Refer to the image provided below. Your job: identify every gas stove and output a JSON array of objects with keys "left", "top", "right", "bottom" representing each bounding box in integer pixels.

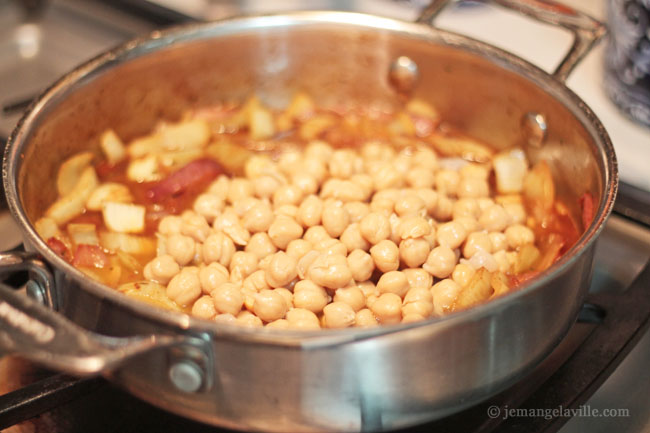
[{"left": 1, "top": 1, "right": 649, "bottom": 432}]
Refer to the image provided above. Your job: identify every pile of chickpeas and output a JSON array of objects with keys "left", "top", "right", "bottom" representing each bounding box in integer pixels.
[{"left": 141, "top": 138, "right": 535, "bottom": 330}]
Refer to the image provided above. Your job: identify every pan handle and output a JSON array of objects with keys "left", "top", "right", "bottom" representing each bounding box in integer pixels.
[
  {"left": 416, "top": 0, "right": 606, "bottom": 82},
  {"left": 0, "top": 251, "right": 183, "bottom": 376}
]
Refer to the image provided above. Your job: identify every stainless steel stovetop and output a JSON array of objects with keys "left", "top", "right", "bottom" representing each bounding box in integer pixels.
[{"left": 0, "top": 1, "right": 649, "bottom": 432}]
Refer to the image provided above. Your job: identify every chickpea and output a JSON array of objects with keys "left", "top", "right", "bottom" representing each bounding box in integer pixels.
[
  {"left": 265, "top": 252, "right": 298, "bottom": 288},
  {"left": 359, "top": 212, "right": 391, "bottom": 245},
  {"left": 199, "top": 262, "right": 230, "bottom": 294},
  {"left": 394, "top": 194, "right": 425, "bottom": 217},
  {"left": 456, "top": 216, "right": 480, "bottom": 233},
  {"left": 286, "top": 308, "right": 320, "bottom": 330},
  {"left": 340, "top": 223, "right": 370, "bottom": 252},
  {"left": 355, "top": 308, "right": 378, "bottom": 327},
  {"left": 489, "top": 232, "right": 508, "bottom": 252},
  {"left": 436, "top": 221, "right": 468, "bottom": 249},
  {"left": 370, "top": 293, "right": 402, "bottom": 324},
  {"left": 210, "top": 282, "right": 244, "bottom": 316},
  {"left": 403, "top": 268, "right": 433, "bottom": 289},
  {"left": 274, "top": 204, "right": 299, "bottom": 219},
  {"left": 435, "top": 170, "right": 460, "bottom": 197},
  {"left": 329, "top": 149, "right": 357, "bottom": 179},
  {"left": 212, "top": 313, "right": 235, "bottom": 324},
  {"left": 493, "top": 250, "right": 511, "bottom": 273},
  {"left": 322, "top": 201, "right": 350, "bottom": 238},
  {"left": 371, "top": 162, "right": 403, "bottom": 190},
  {"left": 232, "top": 196, "right": 260, "bottom": 218},
  {"left": 245, "top": 232, "right": 277, "bottom": 260},
  {"left": 431, "top": 279, "right": 461, "bottom": 315},
  {"left": 266, "top": 319, "right": 290, "bottom": 329},
  {"left": 167, "top": 233, "right": 196, "bottom": 266},
  {"left": 356, "top": 280, "right": 377, "bottom": 297},
  {"left": 479, "top": 204, "right": 510, "bottom": 232},
  {"left": 376, "top": 271, "right": 410, "bottom": 298},
  {"left": 323, "top": 302, "right": 356, "bottom": 328},
  {"left": 242, "top": 270, "right": 270, "bottom": 293},
  {"left": 457, "top": 176, "right": 489, "bottom": 198},
  {"left": 214, "top": 209, "right": 250, "bottom": 246},
  {"left": 202, "top": 232, "right": 235, "bottom": 267},
  {"left": 297, "top": 250, "right": 320, "bottom": 279},
  {"left": 293, "top": 280, "right": 329, "bottom": 314},
  {"left": 302, "top": 157, "right": 328, "bottom": 184},
  {"left": 308, "top": 253, "right": 352, "bottom": 289},
  {"left": 402, "top": 298, "right": 434, "bottom": 318},
  {"left": 207, "top": 175, "right": 230, "bottom": 200},
  {"left": 432, "top": 195, "right": 454, "bottom": 221},
  {"left": 303, "top": 225, "right": 331, "bottom": 245},
  {"left": 236, "top": 310, "right": 263, "bottom": 328},
  {"left": 399, "top": 238, "right": 431, "bottom": 268},
  {"left": 143, "top": 254, "right": 180, "bottom": 285},
  {"left": 244, "top": 154, "right": 275, "bottom": 179},
  {"left": 268, "top": 215, "right": 303, "bottom": 249},
  {"left": 361, "top": 141, "right": 394, "bottom": 161},
  {"left": 505, "top": 224, "right": 535, "bottom": 249},
  {"left": 397, "top": 216, "right": 431, "bottom": 240},
  {"left": 290, "top": 170, "right": 318, "bottom": 195},
  {"left": 423, "top": 245, "right": 457, "bottom": 279},
  {"left": 159, "top": 215, "right": 183, "bottom": 235},
  {"left": 277, "top": 149, "right": 301, "bottom": 175},
  {"left": 167, "top": 268, "right": 202, "bottom": 307},
  {"left": 350, "top": 174, "right": 373, "bottom": 200},
  {"left": 227, "top": 178, "right": 254, "bottom": 204},
  {"left": 345, "top": 201, "right": 370, "bottom": 223},
  {"left": 285, "top": 239, "right": 313, "bottom": 260},
  {"left": 370, "top": 240, "right": 400, "bottom": 273},
  {"left": 193, "top": 193, "right": 225, "bottom": 223},
  {"left": 274, "top": 287, "right": 294, "bottom": 309},
  {"left": 314, "top": 238, "right": 347, "bottom": 256},
  {"left": 503, "top": 202, "right": 526, "bottom": 225},
  {"left": 402, "top": 313, "right": 426, "bottom": 323},
  {"left": 333, "top": 285, "right": 366, "bottom": 312},
  {"left": 254, "top": 289, "right": 289, "bottom": 322},
  {"left": 305, "top": 140, "right": 334, "bottom": 161},
  {"left": 229, "top": 251, "right": 259, "bottom": 281},
  {"left": 242, "top": 201, "right": 274, "bottom": 233},
  {"left": 451, "top": 263, "right": 476, "bottom": 288},
  {"left": 346, "top": 249, "right": 375, "bottom": 282},
  {"left": 415, "top": 189, "right": 438, "bottom": 215},
  {"left": 254, "top": 175, "right": 283, "bottom": 199},
  {"left": 406, "top": 166, "right": 436, "bottom": 189},
  {"left": 296, "top": 195, "right": 323, "bottom": 228},
  {"left": 369, "top": 197, "right": 394, "bottom": 215},
  {"left": 453, "top": 198, "right": 480, "bottom": 220},
  {"left": 273, "top": 185, "right": 303, "bottom": 208},
  {"left": 321, "top": 179, "right": 366, "bottom": 202},
  {"left": 192, "top": 295, "right": 217, "bottom": 320},
  {"left": 463, "top": 231, "right": 493, "bottom": 258}
]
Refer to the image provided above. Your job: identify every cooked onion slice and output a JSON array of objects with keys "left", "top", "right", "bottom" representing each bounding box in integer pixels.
[
  {"left": 56, "top": 152, "right": 94, "bottom": 196},
  {"left": 102, "top": 202, "right": 145, "bottom": 234}
]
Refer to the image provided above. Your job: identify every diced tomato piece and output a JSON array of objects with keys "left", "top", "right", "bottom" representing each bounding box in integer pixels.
[
  {"left": 47, "top": 237, "right": 72, "bottom": 262},
  {"left": 146, "top": 158, "right": 223, "bottom": 203},
  {"left": 72, "top": 244, "right": 109, "bottom": 269},
  {"left": 579, "top": 192, "right": 595, "bottom": 230}
]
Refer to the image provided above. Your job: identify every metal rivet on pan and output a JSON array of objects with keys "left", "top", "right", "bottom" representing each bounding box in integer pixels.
[
  {"left": 169, "top": 360, "right": 204, "bottom": 393},
  {"left": 25, "top": 280, "right": 47, "bottom": 305},
  {"left": 522, "top": 112, "right": 547, "bottom": 147},
  {"left": 389, "top": 56, "right": 419, "bottom": 94}
]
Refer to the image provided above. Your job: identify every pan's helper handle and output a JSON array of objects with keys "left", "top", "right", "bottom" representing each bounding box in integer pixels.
[
  {"left": 417, "top": 0, "right": 606, "bottom": 82},
  {"left": 0, "top": 251, "right": 183, "bottom": 376}
]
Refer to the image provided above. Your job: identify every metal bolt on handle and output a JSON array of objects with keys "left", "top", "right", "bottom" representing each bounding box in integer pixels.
[{"left": 417, "top": 0, "right": 607, "bottom": 82}]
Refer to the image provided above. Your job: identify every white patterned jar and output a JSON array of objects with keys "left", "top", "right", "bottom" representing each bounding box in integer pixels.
[{"left": 604, "top": 0, "right": 650, "bottom": 127}]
